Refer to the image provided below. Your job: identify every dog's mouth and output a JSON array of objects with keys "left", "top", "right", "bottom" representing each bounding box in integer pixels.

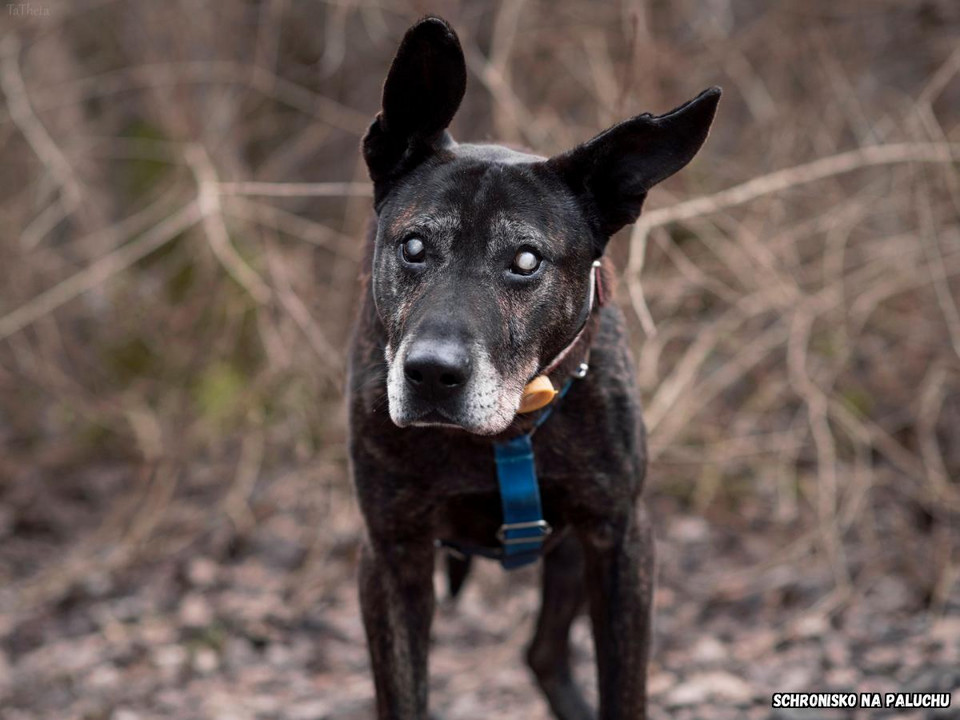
[
  {"left": 403, "top": 403, "right": 520, "bottom": 435},
  {"left": 389, "top": 387, "right": 526, "bottom": 436},
  {"left": 409, "top": 408, "right": 468, "bottom": 430}
]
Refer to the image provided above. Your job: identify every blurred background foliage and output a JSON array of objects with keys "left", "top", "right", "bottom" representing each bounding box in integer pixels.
[{"left": 0, "top": 0, "right": 958, "bottom": 716}]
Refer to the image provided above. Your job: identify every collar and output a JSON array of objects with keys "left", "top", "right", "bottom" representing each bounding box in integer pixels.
[
  {"left": 541, "top": 258, "right": 605, "bottom": 375},
  {"left": 517, "top": 259, "right": 604, "bottom": 413}
]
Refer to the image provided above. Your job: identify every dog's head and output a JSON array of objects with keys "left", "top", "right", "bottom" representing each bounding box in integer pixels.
[{"left": 363, "top": 17, "right": 719, "bottom": 435}]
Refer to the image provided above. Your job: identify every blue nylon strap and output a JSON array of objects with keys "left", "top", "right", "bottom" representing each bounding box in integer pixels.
[
  {"left": 493, "top": 435, "right": 550, "bottom": 569},
  {"left": 492, "top": 380, "right": 575, "bottom": 570}
]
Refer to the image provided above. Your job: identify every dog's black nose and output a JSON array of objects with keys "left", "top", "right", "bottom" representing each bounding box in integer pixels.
[{"left": 404, "top": 340, "right": 471, "bottom": 398}]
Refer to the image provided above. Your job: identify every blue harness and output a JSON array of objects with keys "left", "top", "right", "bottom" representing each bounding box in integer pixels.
[
  {"left": 436, "top": 377, "right": 578, "bottom": 570},
  {"left": 491, "top": 379, "right": 574, "bottom": 568}
]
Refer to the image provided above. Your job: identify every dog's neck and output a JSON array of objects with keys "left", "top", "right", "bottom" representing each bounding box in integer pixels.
[{"left": 497, "top": 258, "right": 610, "bottom": 439}]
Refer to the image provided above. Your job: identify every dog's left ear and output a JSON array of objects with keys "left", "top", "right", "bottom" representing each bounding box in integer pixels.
[
  {"left": 548, "top": 87, "right": 721, "bottom": 245},
  {"left": 363, "top": 17, "right": 467, "bottom": 200}
]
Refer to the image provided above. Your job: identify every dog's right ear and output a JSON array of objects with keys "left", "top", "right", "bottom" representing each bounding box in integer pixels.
[{"left": 363, "top": 17, "right": 466, "bottom": 200}]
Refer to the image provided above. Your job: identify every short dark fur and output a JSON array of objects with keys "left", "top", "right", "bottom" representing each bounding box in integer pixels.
[{"left": 349, "top": 17, "right": 719, "bottom": 719}]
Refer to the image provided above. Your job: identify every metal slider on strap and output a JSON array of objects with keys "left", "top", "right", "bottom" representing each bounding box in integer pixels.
[{"left": 496, "top": 519, "right": 553, "bottom": 545}]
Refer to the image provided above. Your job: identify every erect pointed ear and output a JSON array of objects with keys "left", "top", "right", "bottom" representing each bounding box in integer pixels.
[
  {"left": 362, "top": 17, "right": 466, "bottom": 196},
  {"left": 547, "top": 87, "right": 721, "bottom": 242}
]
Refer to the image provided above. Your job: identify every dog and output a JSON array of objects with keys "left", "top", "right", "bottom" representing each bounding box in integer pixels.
[{"left": 348, "top": 16, "right": 719, "bottom": 720}]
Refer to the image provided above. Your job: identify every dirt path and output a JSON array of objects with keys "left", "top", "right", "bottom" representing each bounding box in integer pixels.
[{"left": 1, "top": 472, "right": 958, "bottom": 720}]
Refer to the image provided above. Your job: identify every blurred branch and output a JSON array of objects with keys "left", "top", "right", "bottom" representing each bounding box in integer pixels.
[
  {"left": 6, "top": 61, "right": 369, "bottom": 133},
  {"left": 786, "top": 304, "right": 850, "bottom": 589},
  {"left": 917, "top": 185, "right": 960, "bottom": 361},
  {"left": 463, "top": 42, "right": 548, "bottom": 148},
  {"left": 0, "top": 201, "right": 203, "bottom": 342},
  {"left": 223, "top": 418, "right": 266, "bottom": 535},
  {"left": 486, "top": 0, "right": 528, "bottom": 143},
  {"left": 626, "top": 142, "right": 960, "bottom": 331},
  {"left": 65, "top": 183, "right": 188, "bottom": 257},
  {"left": 224, "top": 197, "right": 358, "bottom": 256},
  {"left": 917, "top": 45, "right": 960, "bottom": 106},
  {"left": 254, "top": 0, "right": 288, "bottom": 77},
  {"left": 186, "top": 144, "right": 272, "bottom": 304},
  {"left": 0, "top": 34, "right": 82, "bottom": 248},
  {"left": 634, "top": 142, "right": 959, "bottom": 242},
  {"left": 19, "top": 199, "right": 71, "bottom": 250},
  {"left": 216, "top": 180, "right": 372, "bottom": 198},
  {"left": 264, "top": 245, "right": 343, "bottom": 377}
]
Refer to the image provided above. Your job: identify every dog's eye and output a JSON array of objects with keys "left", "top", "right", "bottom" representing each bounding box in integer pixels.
[
  {"left": 511, "top": 248, "right": 541, "bottom": 276},
  {"left": 401, "top": 237, "right": 426, "bottom": 263}
]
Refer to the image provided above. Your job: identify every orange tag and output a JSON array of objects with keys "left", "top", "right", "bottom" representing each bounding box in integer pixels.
[{"left": 518, "top": 375, "right": 557, "bottom": 413}]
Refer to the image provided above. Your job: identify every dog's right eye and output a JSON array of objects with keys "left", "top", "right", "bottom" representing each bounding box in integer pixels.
[
  {"left": 510, "top": 248, "right": 542, "bottom": 276},
  {"left": 400, "top": 237, "right": 426, "bottom": 264}
]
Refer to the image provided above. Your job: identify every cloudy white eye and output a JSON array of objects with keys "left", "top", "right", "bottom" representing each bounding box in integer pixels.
[
  {"left": 401, "top": 236, "right": 425, "bottom": 263},
  {"left": 511, "top": 248, "right": 541, "bottom": 276}
]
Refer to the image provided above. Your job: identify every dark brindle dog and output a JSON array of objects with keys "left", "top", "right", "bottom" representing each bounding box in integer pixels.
[{"left": 349, "top": 16, "right": 719, "bottom": 720}]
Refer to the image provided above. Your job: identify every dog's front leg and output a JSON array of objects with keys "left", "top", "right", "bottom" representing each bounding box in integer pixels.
[
  {"left": 581, "top": 504, "right": 655, "bottom": 720},
  {"left": 359, "top": 534, "right": 435, "bottom": 720}
]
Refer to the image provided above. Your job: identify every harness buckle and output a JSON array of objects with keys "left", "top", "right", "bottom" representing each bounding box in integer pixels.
[{"left": 496, "top": 519, "right": 553, "bottom": 545}]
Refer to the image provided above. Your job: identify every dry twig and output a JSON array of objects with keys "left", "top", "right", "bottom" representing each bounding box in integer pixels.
[
  {"left": 186, "top": 144, "right": 272, "bottom": 304},
  {"left": 0, "top": 34, "right": 82, "bottom": 248},
  {"left": 0, "top": 201, "right": 203, "bottom": 341}
]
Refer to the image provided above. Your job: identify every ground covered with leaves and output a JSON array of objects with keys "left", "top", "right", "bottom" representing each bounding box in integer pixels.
[{"left": 1, "top": 459, "right": 957, "bottom": 720}]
